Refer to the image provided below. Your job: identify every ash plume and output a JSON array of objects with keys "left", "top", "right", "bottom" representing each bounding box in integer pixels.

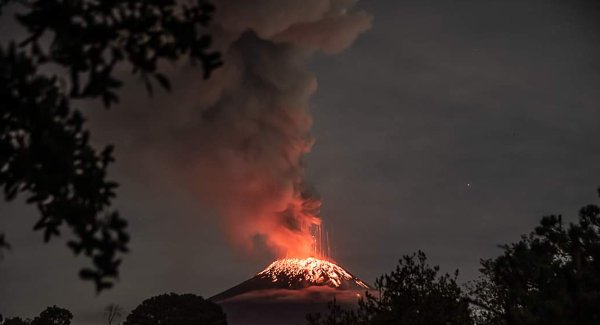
[
  {"left": 89, "top": 0, "right": 371, "bottom": 258},
  {"left": 189, "top": 0, "right": 371, "bottom": 258}
]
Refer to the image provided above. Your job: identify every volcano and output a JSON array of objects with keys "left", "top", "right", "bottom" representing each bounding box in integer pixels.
[
  {"left": 212, "top": 257, "right": 370, "bottom": 302},
  {"left": 211, "top": 257, "right": 371, "bottom": 325}
]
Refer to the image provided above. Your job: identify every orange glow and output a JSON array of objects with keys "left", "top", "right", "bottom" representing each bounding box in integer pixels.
[
  {"left": 193, "top": 145, "right": 327, "bottom": 259},
  {"left": 257, "top": 257, "right": 370, "bottom": 289},
  {"left": 217, "top": 191, "right": 325, "bottom": 259}
]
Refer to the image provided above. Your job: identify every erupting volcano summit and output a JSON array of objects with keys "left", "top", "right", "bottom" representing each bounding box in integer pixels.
[{"left": 212, "top": 257, "right": 370, "bottom": 302}]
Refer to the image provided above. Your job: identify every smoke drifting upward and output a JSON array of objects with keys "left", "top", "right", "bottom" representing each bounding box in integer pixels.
[{"left": 192, "top": 0, "right": 371, "bottom": 258}]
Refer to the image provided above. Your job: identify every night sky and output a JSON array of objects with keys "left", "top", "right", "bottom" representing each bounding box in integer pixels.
[{"left": 2, "top": 0, "right": 600, "bottom": 323}]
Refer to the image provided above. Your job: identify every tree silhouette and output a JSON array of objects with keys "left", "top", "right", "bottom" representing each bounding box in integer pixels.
[
  {"left": 0, "top": 306, "right": 72, "bottom": 325},
  {"left": 104, "top": 304, "right": 122, "bottom": 325},
  {"left": 469, "top": 188, "right": 600, "bottom": 325},
  {"left": 305, "top": 298, "right": 363, "bottom": 325},
  {"left": 30, "top": 306, "right": 73, "bottom": 325},
  {"left": 2, "top": 317, "right": 30, "bottom": 325},
  {"left": 0, "top": 0, "right": 221, "bottom": 291},
  {"left": 0, "top": 233, "right": 10, "bottom": 259},
  {"left": 307, "top": 251, "right": 473, "bottom": 325},
  {"left": 124, "top": 293, "right": 227, "bottom": 325}
]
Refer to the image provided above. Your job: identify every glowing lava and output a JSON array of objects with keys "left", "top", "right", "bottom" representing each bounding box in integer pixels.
[
  {"left": 258, "top": 257, "right": 370, "bottom": 289},
  {"left": 211, "top": 257, "right": 370, "bottom": 302}
]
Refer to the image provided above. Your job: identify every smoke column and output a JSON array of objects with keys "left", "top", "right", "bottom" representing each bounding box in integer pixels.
[{"left": 190, "top": 0, "right": 371, "bottom": 258}]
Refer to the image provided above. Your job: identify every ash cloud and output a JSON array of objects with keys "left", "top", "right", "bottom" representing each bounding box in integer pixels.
[
  {"left": 91, "top": 0, "right": 371, "bottom": 258},
  {"left": 184, "top": 0, "right": 371, "bottom": 257}
]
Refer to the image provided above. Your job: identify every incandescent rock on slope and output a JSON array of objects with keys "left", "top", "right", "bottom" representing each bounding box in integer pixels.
[
  {"left": 211, "top": 257, "right": 370, "bottom": 302},
  {"left": 211, "top": 258, "right": 371, "bottom": 325}
]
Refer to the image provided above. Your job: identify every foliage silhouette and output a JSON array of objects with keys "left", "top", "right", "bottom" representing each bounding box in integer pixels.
[
  {"left": 31, "top": 306, "right": 73, "bottom": 325},
  {"left": 0, "top": 233, "right": 10, "bottom": 259},
  {"left": 307, "top": 251, "right": 473, "bottom": 325},
  {"left": 0, "top": 0, "right": 221, "bottom": 291},
  {"left": 469, "top": 188, "right": 600, "bottom": 325},
  {"left": 1, "top": 306, "right": 72, "bottom": 325},
  {"left": 124, "top": 293, "right": 227, "bottom": 325},
  {"left": 305, "top": 298, "right": 364, "bottom": 325},
  {"left": 104, "top": 304, "right": 122, "bottom": 325},
  {"left": 2, "top": 317, "right": 30, "bottom": 325}
]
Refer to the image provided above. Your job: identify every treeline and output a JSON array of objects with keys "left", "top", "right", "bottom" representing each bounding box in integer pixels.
[
  {"left": 309, "top": 188, "right": 600, "bottom": 325},
  {"left": 0, "top": 294, "right": 226, "bottom": 325},
  {"left": 2, "top": 189, "right": 599, "bottom": 325}
]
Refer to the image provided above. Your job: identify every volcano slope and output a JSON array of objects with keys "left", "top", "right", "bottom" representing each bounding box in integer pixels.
[{"left": 211, "top": 257, "right": 371, "bottom": 325}]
